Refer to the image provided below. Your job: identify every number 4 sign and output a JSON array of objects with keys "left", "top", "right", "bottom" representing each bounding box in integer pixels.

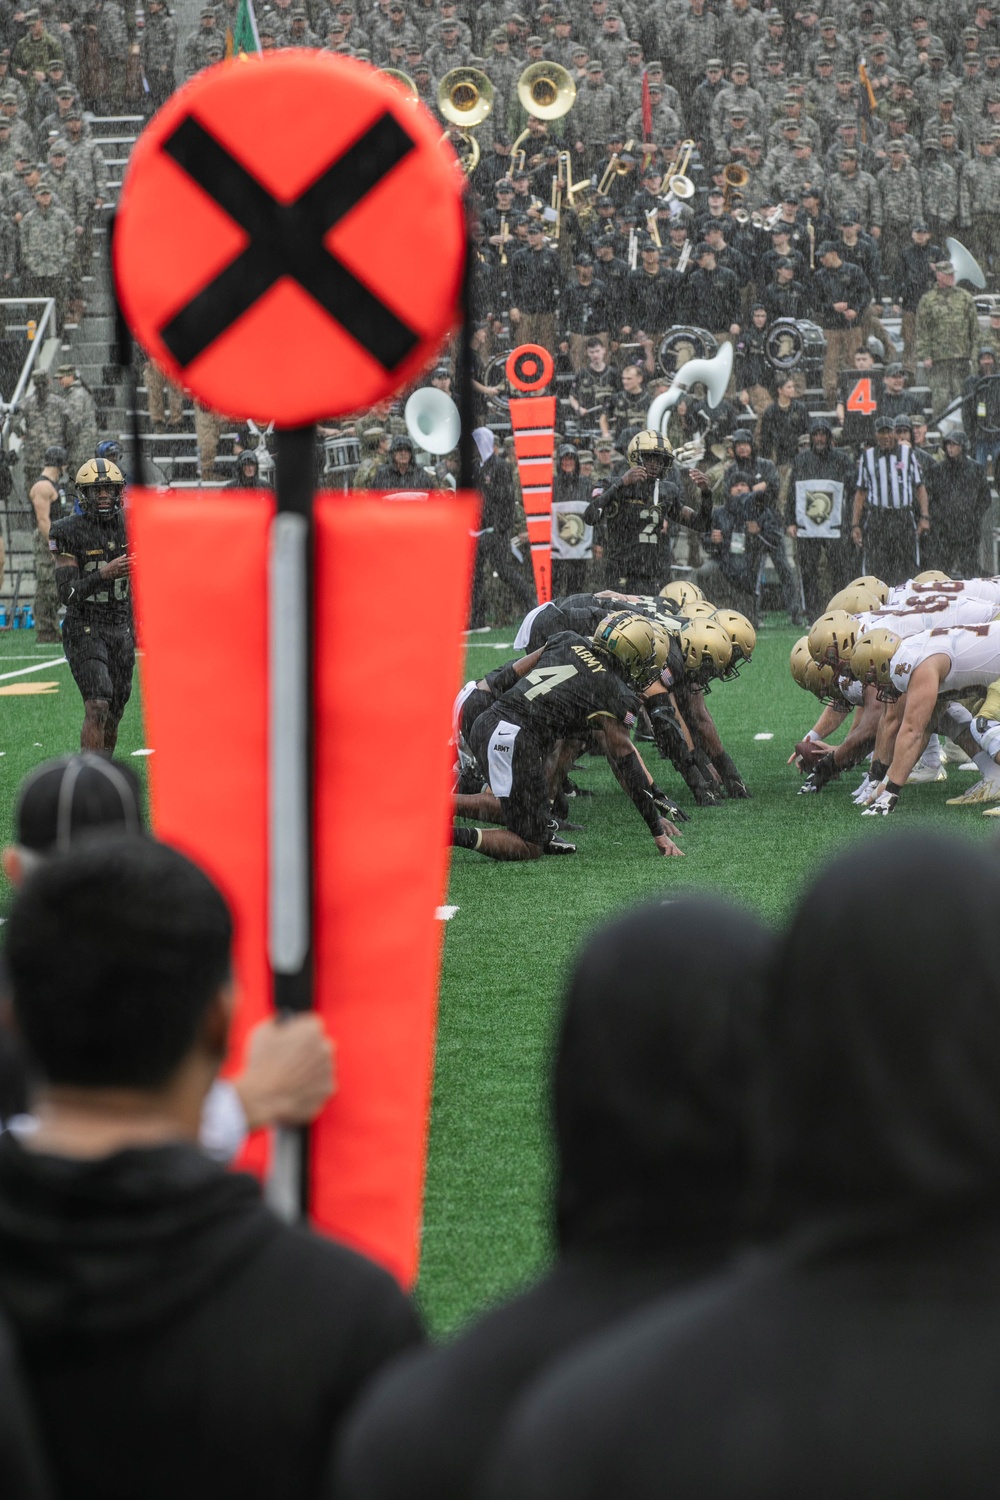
[{"left": 846, "top": 376, "right": 878, "bottom": 416}]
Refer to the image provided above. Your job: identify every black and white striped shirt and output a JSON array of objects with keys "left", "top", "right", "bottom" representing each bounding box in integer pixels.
[{"left": 856, "top": 442, "right": 923, "bottom": 512}]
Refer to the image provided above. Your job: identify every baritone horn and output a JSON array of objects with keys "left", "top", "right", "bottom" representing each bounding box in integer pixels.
[
  {"left": 647, "top": 341, "right": 735, "bottom": 433},
  {"left": 722, "top": 161, "right": 748, "bottom": 208},
  {"left": 438, "top": 67, "right": 494, "bottom": 174},
  {"left": 511, "top": 61, "right": 576, "bottom": 170},
  {"left": 945, "top": 235, "right": 987, "bottom": 290}
]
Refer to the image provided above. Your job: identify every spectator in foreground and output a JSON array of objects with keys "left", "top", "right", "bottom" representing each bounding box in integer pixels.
[
  {"left": 334, "top": 896, "right": 773, "bottom": 1500},
  {"left": 0, "top": 1312, "right": 50, "bottom": 1499},
  {"left": 1, "top": 755, "right": 333, "bottom": 1153},
  {"left": 0, "top": 836, "right": 422, "bottom": 1500},
  {"left": 483, "top": 833, "right": 1000, "bottom": 1499}
]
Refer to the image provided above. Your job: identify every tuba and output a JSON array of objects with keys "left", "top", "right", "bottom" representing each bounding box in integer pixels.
[
  {"left": 722, "top": 161, "right": 748, "bottom": 209},
  {"left": 380, "top": 68, "right": 418, "bottom": 102},
  {"left": 510, "top": 62, "right": 576, "bottom": 171},
  {"left": 438, "top": 67, "right": 494, "bottom": 175}
]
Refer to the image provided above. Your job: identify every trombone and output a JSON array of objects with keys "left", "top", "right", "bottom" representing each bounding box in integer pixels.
[
  {"left": 596, "top": 139, "right": 635, "bottom": 196},
  {"left": 438, "top": 67, "right": 494, "bottom": 175},
  {"left": 510, "top": 61, "right": 576, "bottom": 173}
]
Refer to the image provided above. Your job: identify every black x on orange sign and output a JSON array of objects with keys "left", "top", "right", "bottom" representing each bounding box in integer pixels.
[{"left": 113, "top": 52, "right": 467, "bottom": 424}]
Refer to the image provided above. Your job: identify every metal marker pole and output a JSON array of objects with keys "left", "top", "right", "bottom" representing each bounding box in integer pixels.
[{"left": 266, "top": 424, "right": 315, "bottom": 1221}]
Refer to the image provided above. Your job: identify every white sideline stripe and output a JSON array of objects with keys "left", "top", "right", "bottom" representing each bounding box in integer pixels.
[
  {"left": 435, "top": 905, "right": 459, "bottom": 921},
  {"left": 0, "top": 656, "right": 66, "bottom": 681},
  {"left": 754, "top": 732, "right": 774, "bottom": 740}
]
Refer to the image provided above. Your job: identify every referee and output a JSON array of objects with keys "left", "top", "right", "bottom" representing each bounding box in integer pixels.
[{"left": 850, "top": 416, "right": 930, "bottom": 586}]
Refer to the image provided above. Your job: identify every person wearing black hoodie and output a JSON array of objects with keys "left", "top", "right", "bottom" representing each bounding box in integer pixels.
[
  {"left": 332, "top": 896, "right": 773, "bottom": 1500},
  {"left": 0, "top": 836, "right": 423, "bottom": 1500},
  {"left": 0, "top": 1312, "right": 51, "bottom": 1499},
  {"left": 484, "top": 833, "right": 1000, "bottom": 1500}
]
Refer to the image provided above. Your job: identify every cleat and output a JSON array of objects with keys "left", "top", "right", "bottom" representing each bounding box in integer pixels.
[
  {"left": 983, "top": 807, "right": 1000, "bottom": 817},
  {"left": 941, "top": 738, "right": 973, "bottom": 765},
  {"left": 906, "top": 762, "right": 947, "bottom": 784},
  {"left": 544, "top": 836, "right": 577, "bottom": 854},
  {"left": 555, "top": 818, "right": 585, "bottom": 831},
  {"left": 946, "top": 778, "right": 1000, "bottom": 806}
]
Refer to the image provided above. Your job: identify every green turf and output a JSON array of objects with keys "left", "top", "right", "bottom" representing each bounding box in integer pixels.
[{"left": 0, "top": 622, "right": 995, "bottom": 1338}]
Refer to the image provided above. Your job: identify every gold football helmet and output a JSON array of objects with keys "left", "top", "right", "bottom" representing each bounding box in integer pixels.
[
  {"left": 682, "top": 599, "right": 718, "bottom": 619},
  {"left": 913, "top": 569, "right": 951, "bottom": 585},
  {"left": 626, "top": 429, "right": 674, "bottom": 469},
  {"left": 678, "top": 619, "right": 734, "bottom": 685},
  {"left": 711, "top": 609, "right": 756, "bottom": 669},
  {"left": 827, "top": 584, "right": 882, "bottom": 617},
  {"left": 658, "top": 579, "right": 704, "bottom": 611},
  {"left": 851, "top": 628, "right": 902, "bottom": 695},
  {"left": 790, "top": 637, "right": 836, "bottom": 699},
  {"left": 76, "top": 456, "right": 125, "bottom": 517},
  {"left": 808, "top": 609, "right": 859, "bottom": 669},
  {"left": 850, "top": 575, "right": 890, "bottom": 604},
  {"left": 593, "top": 611, "right": 671, "bottom": 689}
]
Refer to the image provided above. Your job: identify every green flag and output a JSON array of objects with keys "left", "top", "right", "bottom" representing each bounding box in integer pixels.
[{"left": 227, "top": 0, "right": 261, "bottom": 57}]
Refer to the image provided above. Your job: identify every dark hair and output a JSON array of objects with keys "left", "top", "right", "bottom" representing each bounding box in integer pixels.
[{"left": 4, "top": 836, "right": 233, "bottom": 1089}]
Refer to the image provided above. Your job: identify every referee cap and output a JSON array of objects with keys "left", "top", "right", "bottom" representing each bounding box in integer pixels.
[{"left": 14, "top": 755, "right": 144, "bottom": 855}]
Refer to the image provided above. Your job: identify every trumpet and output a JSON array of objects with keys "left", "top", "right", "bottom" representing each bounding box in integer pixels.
[
  {"left": 510, "top": 62, "right": 577, "bottom": 172},
  {"left": 438, "top": 67, "right": 494, "bottom": 176}
]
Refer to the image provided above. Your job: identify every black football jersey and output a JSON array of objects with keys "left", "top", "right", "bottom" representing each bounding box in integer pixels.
[
  {"left": 49, "top": 509, "right": 132, "bottom": 625},
  {"left": 599, "top": 477, "right": 678, "bottom": 579},
  {"left": 526, "top": 594, "right": 611, "bottom": 650},
  {"left": 497, "top": 631, "right": 639, "bottom": 741}
]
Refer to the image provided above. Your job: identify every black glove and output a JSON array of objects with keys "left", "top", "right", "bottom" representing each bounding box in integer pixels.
[
  {"left": 712, "top": 750, "right": 751, "bottom": 799},
  {"left": 799, "top": 752, "right": 839, "bottom": 795},
  {"left": 650, "top": 782, "right": 690, "bottom": 823},
  {"left": 679, "top": 751, "right": 722, "bottom": 805}
]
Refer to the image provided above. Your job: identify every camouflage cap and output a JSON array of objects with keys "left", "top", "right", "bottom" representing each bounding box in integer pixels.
[
  {"left": 934, "top": 259, "right": 955, "bottom": 273},
  {"left": 55, "top": 362, "right": 76, "bottom": 376},
  {"left": 577, "top": 450, "right": 594, "bottom": 463},
  {"left": 55, "top": 83, "right": 74, "bottom": 96},
  {"left": 48, "top": 138, "right": 67, "bottom": 153},
  {"left": 0, "top": 89, "right": 18, "bottom": 103}
]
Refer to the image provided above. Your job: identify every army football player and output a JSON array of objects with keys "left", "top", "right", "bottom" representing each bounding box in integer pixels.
[
  {"left": 50, "top": 459, "right": 134, "bottom": 754},
  {"left": 454, "top": 613, "right": 711, "bottom": 861}
]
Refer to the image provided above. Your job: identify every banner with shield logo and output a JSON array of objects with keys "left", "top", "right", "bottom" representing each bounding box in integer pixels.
[{"left": 795, "top": 478, "right": 844, "bottom": 538}]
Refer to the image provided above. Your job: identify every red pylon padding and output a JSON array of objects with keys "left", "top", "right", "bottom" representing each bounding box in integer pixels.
[
  {"left": 128, "top": 489, "right": 478, "bottom": 1286},
  {"left": 508, "top": 395, "right": 556, "bottom": 602}
]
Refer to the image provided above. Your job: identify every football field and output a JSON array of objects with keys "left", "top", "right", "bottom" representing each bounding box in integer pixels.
[{"left": 0, "top": 623, "right": 994, "bottom": 1336}]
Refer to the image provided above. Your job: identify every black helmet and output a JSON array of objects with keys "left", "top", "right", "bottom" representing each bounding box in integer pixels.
[{"left": 43, "top": 444, "right": 66, "bottom": 466}]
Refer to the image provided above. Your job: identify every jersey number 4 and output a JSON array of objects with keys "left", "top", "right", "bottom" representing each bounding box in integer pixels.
[
  {"left": 523, "top": 664, "right": 579, "bottom": 700},
  {"left": 846, "top": 377, "right": 878, "bottom": 416}
]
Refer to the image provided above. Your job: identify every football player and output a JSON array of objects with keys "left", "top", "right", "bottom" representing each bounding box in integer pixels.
[
  {"left": 453, "top": 614, "right": 733, "bottom": 861},
  {"left": 853, "top": 622, "right": 1000, "bottom": 815},
  {"left": 584, "top": 432, "right": 711, "bottom": 594},
  {"left": 50, "top": 459, "right": 134, "bottom": 755}
]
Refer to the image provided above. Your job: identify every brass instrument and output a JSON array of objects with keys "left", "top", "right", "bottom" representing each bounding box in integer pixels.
[
  {"left": 438, "top": 67, "right": 494, "bottom": 176},
  {"left": 510, "top": 61, "right": 576, "bottom": 172},
  {"left": 596, "top": 140, "right": 635, "bottom": 196},
  {"left": 499, "top": 212, "right": 509, "bottom": 266},
  {"left": 662, "top": 139, "right": 695, "bottom": 204},
  {"left": 807, "top": 219, "right": 815, "bottom": 271},
  {"left": 722, "top": 161, "right": 748, "bottom": 210},
  {"left": 628, "top": 227, "right": 638, "bottom": 270},
  {"left": 646, "top": 207, "right": 661, "bottom": 248},
  {"left": 380, "top": 68, "right": 418, "bottom": 102},
  {"left": 676, "top": 240, "right": 692, "bottom": 273}
]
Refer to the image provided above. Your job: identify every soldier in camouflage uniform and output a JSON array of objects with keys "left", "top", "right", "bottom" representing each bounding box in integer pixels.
[
  {"left": 19, "top": 180, "right": 75, "bottom": 330},
  {"left": 37, "top": 84, "right": 81, "bottom": 149},
  {"left": 920, "top": 135, "right": 960, "bottom": 242},
  {"left": 46, "top": 140, "right": 88, "bottom": 322},
  {"left": 570, "top": 61, "right": 617, "bottom": 170},
  {"left": 352, "top": 425, "right": 389, "bottom": 488},
  {"left": 916, "top": 259, "right": 981, "bottom": 420},
  {"left": 29, "top": 443, "right": 68, "bottom": 641},
  {"left": 183, "top": 8, "right": 224, "bottom": 77},
  {"left": 877, "top": 142, "right": 924, "bottom": 284},
  {"left": 826, "top": 149, "right": 883, "bottom": 234},
  {"left": 18, "top": 370, "right": 69, "bottom": 485},
  {"left": 57, "top": 363, "right": 99, "bottom": 477},
  {"left": 959, "top": 127, "right": 1000, "bottom": 279},
  {"left": 141, "top": 0, "right": 177, "bottom": 112},
  {"left": 0, "top": 93, "right": 37, "bottom": 160},
  {"left": 12, "top": 9, "right": 63, "bottom": 101}
]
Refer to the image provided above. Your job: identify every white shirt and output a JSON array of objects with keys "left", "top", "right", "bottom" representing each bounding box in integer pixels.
[{"left": 890, "top": 622, "right": 1000, "bottom": 696}]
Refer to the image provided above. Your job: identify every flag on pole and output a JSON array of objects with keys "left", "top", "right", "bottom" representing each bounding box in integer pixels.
[
  {"left": 226, "top": 0, "right": 262, "bottom": 57},
  {"left": 857, "top": 59, "right": 876, "bottom": 143},
  {"left": 641, "top": 68, "right": 652, "bottom": 143}
]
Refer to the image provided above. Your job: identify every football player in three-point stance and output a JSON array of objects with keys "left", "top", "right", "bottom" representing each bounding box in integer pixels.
[
  {"left": 453, "top": 613, "right": 736, "bottom": 861},
  {"left": 49, "top": 459, "right": 134, "bottom": 755}
]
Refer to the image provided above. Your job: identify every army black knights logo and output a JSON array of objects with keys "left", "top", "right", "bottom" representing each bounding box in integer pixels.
[{"left": 794, "top": 478, "right": 843, "bottom": 538}]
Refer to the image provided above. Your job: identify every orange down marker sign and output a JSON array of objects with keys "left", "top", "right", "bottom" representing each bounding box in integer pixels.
[{"left": 507, "top": 344, "right": 556, "bottom": 604}]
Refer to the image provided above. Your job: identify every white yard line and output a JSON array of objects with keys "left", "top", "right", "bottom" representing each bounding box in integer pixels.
[{"left": 0, "top": 656, "right": 66, "bottom": 682}]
